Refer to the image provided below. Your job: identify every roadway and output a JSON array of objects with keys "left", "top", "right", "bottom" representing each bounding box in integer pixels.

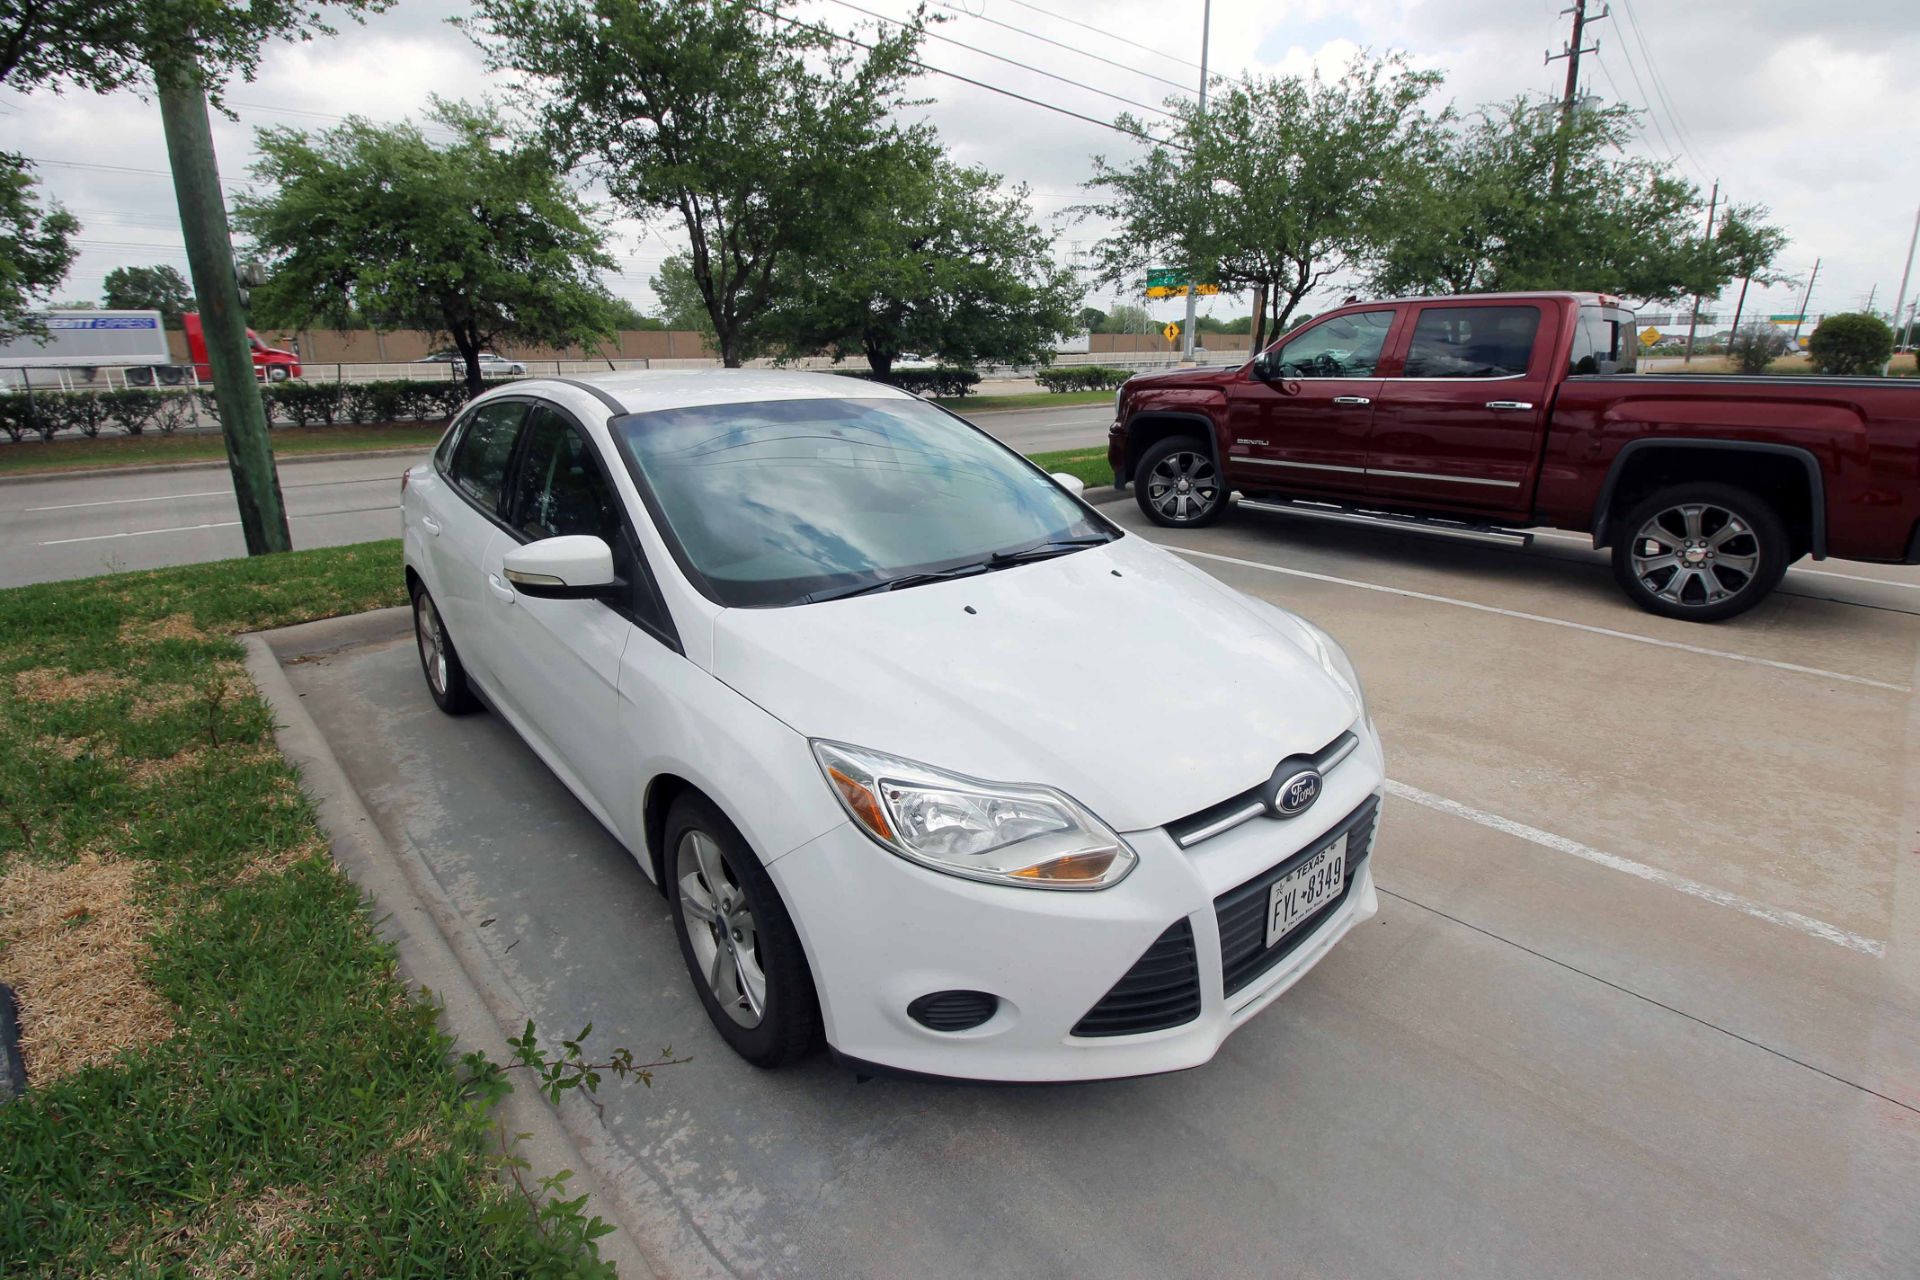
[
  {"left": 273, "top": 493, "right": 1920, "bottom": 1279},
  {"left": 0, "top": 403, "right": 1116, "bottom": 589}
]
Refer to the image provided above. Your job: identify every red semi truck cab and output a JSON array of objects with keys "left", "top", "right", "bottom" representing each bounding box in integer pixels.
[
  {"left": 181, "top": 314, "right": 301, "bottom": 383},
  {"left": 1109, "top": 291, "right": 1920, "bottom": 621}
]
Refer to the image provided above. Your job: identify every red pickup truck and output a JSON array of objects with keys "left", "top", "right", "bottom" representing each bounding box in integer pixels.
[{"left": 1109, "top": 291, "right": 1920, "bottom": 621}]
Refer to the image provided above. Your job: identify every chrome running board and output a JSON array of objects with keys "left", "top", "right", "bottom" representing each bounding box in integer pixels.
[{"left": 1237, "top": 497, "right": 1533, "bottom": 549}]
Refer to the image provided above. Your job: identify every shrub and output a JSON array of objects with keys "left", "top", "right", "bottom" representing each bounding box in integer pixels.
[
  {"left": 0, "top": 394, "right": 46, "bottom": 442},
  {"left": 263, "top": 382, "right": 343, "bottom": 427},
  {"left": 836, "top": 366, "right": 982, "bottom": 398},
  {"left": 1035, "top": 365, "right": 1132, "bottom": 393},
  {"left": 1728, "top": 324, "right": 1788, "bottom": 375},
  {"left": 1807, "top": 312, "right": 1894, "bottom": 375},
  {"left": 102, "top": 388, "right": 165, "bottom": 435}
]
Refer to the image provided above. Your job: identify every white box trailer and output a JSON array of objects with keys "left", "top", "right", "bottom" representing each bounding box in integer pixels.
[{"left": 0, "top": 310, "right": 181, "bottom": 388}]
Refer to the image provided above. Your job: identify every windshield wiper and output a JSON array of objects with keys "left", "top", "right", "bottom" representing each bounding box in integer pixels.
[
  {"left": 805, "top": 562, "right": 993, "bottom": 603},
  {"left": 987, "top": 536, "right": 1111, "bottom": 568}
]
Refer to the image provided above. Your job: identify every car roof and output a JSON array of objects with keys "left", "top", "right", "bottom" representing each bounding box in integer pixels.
[{"left": 513, "top": 368, "right": 919, "bottom": 417}]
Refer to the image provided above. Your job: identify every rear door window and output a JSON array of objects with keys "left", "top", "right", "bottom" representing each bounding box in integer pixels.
[
  {"left": 1403, "top": 306, "right": 1541, "bottom": 378},
  {"left": 446, "top": 400, "right": 527, "bottom": 515}
]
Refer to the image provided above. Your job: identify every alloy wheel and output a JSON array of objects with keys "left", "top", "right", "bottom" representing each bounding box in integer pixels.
[
  {"left": 1146, "top": 450, "right": 1220, "bottom": 523},
  {"left": 1629, "top": 502, "right": 1762, "bottom": 608},
  {"left": 677, "top": 829, "right": 768, "bottom": 1028},
  {"left": 415, "top": 593, "right": 448, "bottom": 696}
]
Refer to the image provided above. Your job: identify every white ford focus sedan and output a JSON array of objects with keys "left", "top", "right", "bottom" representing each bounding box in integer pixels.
[{"left": 401, "top": 371, "right": 1382, "bottom": 1081}]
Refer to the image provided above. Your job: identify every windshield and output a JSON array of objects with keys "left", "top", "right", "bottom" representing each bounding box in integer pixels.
[{"left": 612, "top": 396, "right": 1112, "bottom": 607}]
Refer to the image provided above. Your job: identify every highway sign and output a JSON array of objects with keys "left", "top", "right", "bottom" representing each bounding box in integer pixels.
[
  {"left": 1639, "top": 326, "right": 1662, "bottom": 346},
  {"left": 1145, "top": 268, "right": 1184, "bottom": 289},
  {"left": 1163, "top": 322, "right": 1181, "bottom": 344},
  {"left": 1146, "top": 284, "right": 1221, "bottom": 298}
]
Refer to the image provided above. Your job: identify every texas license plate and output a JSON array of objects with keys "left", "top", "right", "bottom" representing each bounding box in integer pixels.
[{"left": 1266, "top": 835, "right": 1347, "bottom": 948}]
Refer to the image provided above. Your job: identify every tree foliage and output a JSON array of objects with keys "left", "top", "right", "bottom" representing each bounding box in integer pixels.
[
  {"left": 234, "top": 100, "right": 619, "bottom": 394},
  {"left": 1083, "top": 52, "right": 1443, "bottom": 350},
  {"left": 465, "top": 0, "right": 926, "bottom": 367},
  {"left": 1365, "top": 97, "right": 1735, "bottom": 304},
  {"left": 1096, "top": 303, "right": 1153, "bottom": 334},
  {"left": 1710, "top": 203, "right": 1793, "bottom": 339},
  {"left": 762, "top": 157, "right": 1080, "bottom": 375},
  {"left": 103, "top": 263, "right": 193, "bottom": 324},
  {"left": 0, "top": 152, "right": 80, "bottom": 342},
  {"left": 648, "top": 256, "right": 715, "bottom": 336},
  {"left": 1806, "top": 313, "right": 1894, "bottom": 375}
]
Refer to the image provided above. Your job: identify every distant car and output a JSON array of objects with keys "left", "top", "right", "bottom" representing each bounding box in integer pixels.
[
  {"left": 891, "top": 353, "right": 938, "bottom": 370},
  {"left": 415, "top": 351, "right": 528, "bottom": 376}
]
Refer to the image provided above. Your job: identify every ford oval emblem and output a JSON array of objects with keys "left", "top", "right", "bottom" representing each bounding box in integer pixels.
[{"left": 1269, "top": 767, "right": 1322, "bottom": 818}]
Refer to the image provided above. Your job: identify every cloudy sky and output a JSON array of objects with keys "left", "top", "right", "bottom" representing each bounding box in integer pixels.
[{"left": 6, "top": 0, "right": 1917, "bottom": 331}]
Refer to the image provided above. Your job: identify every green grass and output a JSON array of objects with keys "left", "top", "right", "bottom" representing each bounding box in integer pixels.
[
  {"left": 1027, "top": 445, "right": 1114, "bottom": 489},
  {"left": 0, "top": 544, "right": 609, "bottom": 1276},
  {"left": 932, "top": 388, "right": 1116, "bottom": 412},
  {"left": 0, "top": 423, "right": 445, "bottom": 476}
]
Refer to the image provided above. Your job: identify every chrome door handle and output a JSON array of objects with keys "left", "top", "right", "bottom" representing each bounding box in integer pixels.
[
  {"left": 487, "top": 574, "right": 516, "bottom": 605},
  {"left": 1331, "top": 396, "right": 1372, "bottom": 406},
  {"left": 420, "top": 515, "right": 441, "bottom": 536},
  {"left": 1484, "top": 401, "right": 1534, "bottom": 411}
]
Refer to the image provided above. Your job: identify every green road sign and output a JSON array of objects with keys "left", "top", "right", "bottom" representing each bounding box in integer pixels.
[
  {"left": 1767, "top": 314, "right": 1806, "bottom": 323},
  {"left": 1145, "top": 268, "right": 1184, "bottom": 290}
]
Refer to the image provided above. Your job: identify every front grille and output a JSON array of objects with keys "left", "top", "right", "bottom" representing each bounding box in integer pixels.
[
  {"left": 1215, "top": 796, "right": 1377, "bottom": 998},
  {"left": 1071, "top": 918, "right": 1202, "bottom": 1038},
  {"left": 1166, "top": 729, "right": 1360, "bottom": 848}
]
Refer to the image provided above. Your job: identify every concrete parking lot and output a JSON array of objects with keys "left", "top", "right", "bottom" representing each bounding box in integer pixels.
[{"left": 273, "top": 496, "right": 1920, "bottom": 1279}]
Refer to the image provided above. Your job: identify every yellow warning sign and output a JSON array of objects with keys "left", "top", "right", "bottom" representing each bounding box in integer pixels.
[
  {"left": 1163, "top": 322, "right": 1181, "bottom": 344},
  {"left": 1639, "top": 326, "right": 1662, "bottom": 346}
]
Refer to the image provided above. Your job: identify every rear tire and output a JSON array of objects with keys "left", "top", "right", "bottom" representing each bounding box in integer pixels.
[
  {"left": 1610, "top": 482, "right": 1790, "bottom": 622},
  {"left": 666, "top": 793, "right": 821, "bottom": 1068},
  {"left": 410, "top": 583, "right": 479, "bottom": 714},
  {"left": 1134, "top": 436, "right": 1227, "bottom": 528}
]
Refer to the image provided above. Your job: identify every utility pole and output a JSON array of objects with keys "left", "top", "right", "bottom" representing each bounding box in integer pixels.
[
  {"left": 155, "top": 55, "right": 291, "bottom": 555},
  {"left": 1791, "top": 257, "right": 1820, "bottom": 347},
  {"left": 1863, "top": 283, "right": 1877, "bottom": 313},
  {"left": 1180, "top": 0, "right": 1210, "bottom": 363},
  {"left": 1683, "top": 179, "right": 1719, "bottom": 363},
  {"left": 1545, "top": 2, "right": 1605, "bottom": 193}
]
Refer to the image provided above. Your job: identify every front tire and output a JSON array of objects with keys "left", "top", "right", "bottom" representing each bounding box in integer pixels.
[
  {"left": 666, "top": 793, "right": 820, "bottom": 1068},
  {"left": 411, "top": 583, "right": 479, "bottom": 714},
  {"left": 1135, "top": 436, "right": 1227, "bottom": 528},
  {"left": 1610, "top": 482, "right": 1790, "bottom": 622}
]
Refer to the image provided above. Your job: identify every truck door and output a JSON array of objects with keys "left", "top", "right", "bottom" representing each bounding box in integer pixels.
[
  {"left": 1225, "top": 307, "right": 1398, "bottom": 497},
  {"left": 1363, "top": 300, "right": 1555, "bottom": 515}
]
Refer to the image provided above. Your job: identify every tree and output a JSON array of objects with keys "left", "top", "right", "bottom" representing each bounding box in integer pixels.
[
  {"left": 235, "top": 101, "right": 619, "bottom": 396},
  {"left": 0, "top": 152, "right": 80, "bottom": 343},
  {"left": 466, "top": 0, "right": 925, "bottom": 367},
  {"left": 1083, "top": 52, "right": 1444, "bottom": 352},
  {"left": 1096, "top": 304, "right": 1153, "bottom": 334},
  {"left": 1806, "top": 313, "right": 1894, "bottom": 375},
  {"left": 102, "top": 263, "right": 192, "bottom": 325},
  {"left": 1366, "top": 97, "right": 1731, "bottom": 305},
  {"left": 1711, "top": 204, "right": 1793, "bottom": 342},
  {"left": 606, "top": 297, "right": 665, "bottom": 330},
  {"left": 762, "top": 157, "right": 1081, "bottom": 376},
  {"left": 649, "top": 257, "right": 716, "bottom": 336},
  {"left": 1077, "top": 306, "right": 1108, "bottom": 333},
  {"left": 1728, "top": 323, "right": 1787, "bottom": 374}
]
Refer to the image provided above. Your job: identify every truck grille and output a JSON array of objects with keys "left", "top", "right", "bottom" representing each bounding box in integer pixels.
[
  {"left": 1071, "top": 918, "right": 1202, "bottom": 1038},
  {"left": 1215, "top": 795, "right": 1378, "bottom": 998}
]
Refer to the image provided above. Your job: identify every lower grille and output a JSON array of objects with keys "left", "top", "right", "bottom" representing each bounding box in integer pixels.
[
  {"left": 907, "top": 990, "right": 999, "bottom": 1031},
  {"left": 1215, "top": 796, "right": 1378, "bottom": 998},
  {"left": 1071, "top": 918, "right": 1202, "bottom": 1038}
]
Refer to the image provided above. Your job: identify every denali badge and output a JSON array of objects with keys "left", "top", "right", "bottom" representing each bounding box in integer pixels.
[{"left": 1267, "top": 766, "right": 1322, "bottom": 818}]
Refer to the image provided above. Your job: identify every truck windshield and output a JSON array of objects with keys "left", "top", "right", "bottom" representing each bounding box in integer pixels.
[{"left": 612, "top": 396, "right": 1113, "bottom": 608}]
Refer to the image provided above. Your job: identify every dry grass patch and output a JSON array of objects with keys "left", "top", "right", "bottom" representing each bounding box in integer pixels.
[
  {"left": 125, "top": 746, "right": 207, "bottom": 787},
  {"left": 0, "top": 850, "right": 174, "bottom": 1082},
  {"left": 229, "top": 835, "right": 328, "bottom": 887},
  {"left": 32, "top": 734, "right": 115, "bottom": 762},
  {"left": 119, "top": 613, "right": 209, "bottom": 645},
  {"left": 11, "top": 668, "right": 132, "bottom": 705}
]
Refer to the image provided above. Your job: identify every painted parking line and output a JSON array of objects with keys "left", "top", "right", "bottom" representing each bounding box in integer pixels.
[
  {"left": 1165, "top": 545, "right": 1911, "bottom": 694},
  {"left": 1525, "top": 528, "right": 1920, "bottom": 592},
  {"left": 38, "top": 503, "right": 399, "bottom": 546},
  {"left": 1385, "top": 779, "right": 1886, "bottom": 957}
]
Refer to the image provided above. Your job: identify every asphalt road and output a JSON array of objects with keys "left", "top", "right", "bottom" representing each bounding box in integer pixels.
[
  {"left": 0, "top": 404, "right": 1115, "bottom": 589},
  {"left": 277, "top": 499, "right": 1919, "bottom": 1280}
]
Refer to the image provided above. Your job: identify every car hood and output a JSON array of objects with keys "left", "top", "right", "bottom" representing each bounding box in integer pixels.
[{"left": 709, "top": 534, "right": 1358, "bottom": 833}]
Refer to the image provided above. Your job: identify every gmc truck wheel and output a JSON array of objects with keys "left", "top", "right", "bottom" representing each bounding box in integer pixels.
[
  {"left": 1611, "top": 483, "right": 1790, "bottom": 623},
  {"left": 1135, "top": 436, "right": 1226, "bottom": 528}
]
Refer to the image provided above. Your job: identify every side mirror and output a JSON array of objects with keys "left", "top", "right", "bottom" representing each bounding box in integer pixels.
[
  {"left": 1050, "top": 471, "right": 1087, "bottom": 497},
  {"left": 1251, "top": 349, "right": 1279, "bottom": 381},
  {"left": 502, "top": 535, "right": 621, "bottom": 600}
]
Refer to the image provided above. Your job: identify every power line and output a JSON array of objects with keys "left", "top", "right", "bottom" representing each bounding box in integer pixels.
[
  {"left": 1615, "top": 0, "right": 1719, "bottom": 175},
  {"left": 929, "top": 0, "right": 1195, "bottom": 95},
  {"left": 29, "top": 157, "right": 254, "bottom": 187},
  {"left": 1591, "top": 50, "right": 1683, "bottom": 169},
  {"left": 822, "top": 0, "right": 1175, "bottom": 119},
  {"left": 998, "top": 0, "right": 1201, "bottom": 73},
  {"left": 744, "top": 2, "right": 1185, "bottom": 151}
]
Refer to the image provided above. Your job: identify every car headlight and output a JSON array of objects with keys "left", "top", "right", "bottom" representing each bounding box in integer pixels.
[
  {"left": 811, "top": 741, "right": 1137, "bottom": 890},
  {"left": 1297, "top": 620, "right": 1370, "bottom": 726}
]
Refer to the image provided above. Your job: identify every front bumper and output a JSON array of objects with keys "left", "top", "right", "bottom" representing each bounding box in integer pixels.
[{"left": 769, "top": 737, "right": 1384, "bottom": 1082}]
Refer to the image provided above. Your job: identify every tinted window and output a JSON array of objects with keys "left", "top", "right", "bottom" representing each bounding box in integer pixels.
[
  {"left": 613, "top": 396, "right": 1111, "bottom": 608},
  {"left": 447, "top": 400, "right": 526, "bottom": 514},
  {"left": 508, "top": 410, "right": 623, "bottom": 540},
  {"left": 1271, "top": 310, "right": 1394, "bottom": 378},
  {"left": 1404, "top": 306, "right": 1541, "bottom": 377}
]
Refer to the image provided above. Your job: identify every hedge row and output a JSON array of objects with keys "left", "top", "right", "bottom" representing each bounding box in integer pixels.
[
  {"left": 834, "top": 366, "right": 982, "bottom": 398},
  {"left": 1035, "top": 366, "right": 1133, "bottom": 393},
  {"left": 0, "top": 378, "right": 517, "bottom": 442}
]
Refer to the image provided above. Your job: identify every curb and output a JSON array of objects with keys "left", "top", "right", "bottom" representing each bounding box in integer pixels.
[
  {"left": 0, "top": 445, "right": 431, "bottom": 487},
  {"left": 242, "top": 623, "right": 663, "bottom": 1280}
]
